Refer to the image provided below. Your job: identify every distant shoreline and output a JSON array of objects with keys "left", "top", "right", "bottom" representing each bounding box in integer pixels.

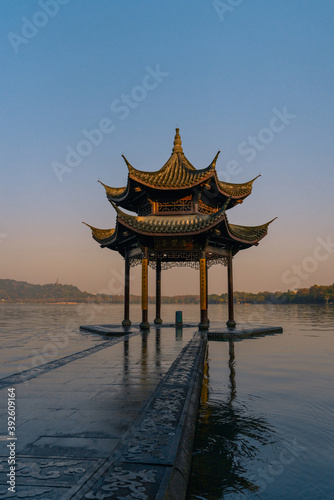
[
  {"left": 1, "top": 299, "right": 333, "bottom": 306},
  {"left": 1, "top": 279, "right": 333, "bottom": 305}
]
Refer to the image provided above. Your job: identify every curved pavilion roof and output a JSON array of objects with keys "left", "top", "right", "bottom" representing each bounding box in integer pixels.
[
  {"left": 123, "top": 152, "right": 216, "bottom": 189},
  {"left": 84, "top": 128, "right": 276, "bottom": 263},
  {"left": 83, "top": 200, "right": 275, "bottom": 251},
  {"left": 99, "top": 129, "right": 260, "bottom": 210},
  {"left": 227, "top": 218, "right": 277, "bottom": 243}
]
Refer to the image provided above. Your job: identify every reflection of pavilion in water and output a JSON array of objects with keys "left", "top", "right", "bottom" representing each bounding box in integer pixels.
[
  {"left": 122, "top": 327, "right": 185, "bottom": 382},
  {"left": 190, "top": 340, "right": 276, "bottom": 498},
  {"left": 122, "top": 329, "right": 162, "bottom": 382}
]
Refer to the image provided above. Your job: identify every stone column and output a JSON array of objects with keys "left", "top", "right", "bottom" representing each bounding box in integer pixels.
[
  {"left": 226, "top": 248, "right": 236, "bottom": 328},
  {"left": 140, "top": 248, "right": 150, "bottom": 330},
  {"left": 154, "top": 257, "right": 163, "bottom": 324},
  {"left": 198, "top": 251, "right": 209, "bottom": 330},
  {"left": 122, "top": 254, "right": 131, "bottom": 327},
  {"left": 206, "top": 261, "right": 209, "bottom": 324}
]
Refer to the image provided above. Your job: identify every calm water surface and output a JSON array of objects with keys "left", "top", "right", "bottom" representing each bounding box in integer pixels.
[
  {"left": 187, "top": 304, "right": 334, "bottom": 500},
  {"left": 0, "top": 303, "right": 333, "bottom": 499}
]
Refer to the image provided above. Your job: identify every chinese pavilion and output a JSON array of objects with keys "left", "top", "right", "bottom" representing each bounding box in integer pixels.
[{"left": 84, "top": 129, "right": 275, "bottom": 330}]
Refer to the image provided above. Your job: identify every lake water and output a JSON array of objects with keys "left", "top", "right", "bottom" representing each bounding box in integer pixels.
[
  {"left": 187, "top": 303, "right": 334, "bottom": 500},
  {"left": 0, "top": 303, "right": 333, "bottom": 499}
]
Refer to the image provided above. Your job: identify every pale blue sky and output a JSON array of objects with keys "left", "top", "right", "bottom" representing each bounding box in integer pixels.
[{"left": 1, "top": 0, "right": 333, "bottom": 295}]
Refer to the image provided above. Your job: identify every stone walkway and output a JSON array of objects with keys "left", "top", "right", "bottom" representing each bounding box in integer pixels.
[{"left": 0, "top": 326, "right": 206, "bottom": 499}]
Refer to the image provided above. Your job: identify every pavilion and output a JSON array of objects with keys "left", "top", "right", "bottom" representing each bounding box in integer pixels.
[{"left": 84, "top": 128, "right": 275, "bottom": 330}]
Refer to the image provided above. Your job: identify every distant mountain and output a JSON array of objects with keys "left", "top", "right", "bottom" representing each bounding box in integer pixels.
[{"left": 0, "top": 279, "right": 95, "bottom": 303}]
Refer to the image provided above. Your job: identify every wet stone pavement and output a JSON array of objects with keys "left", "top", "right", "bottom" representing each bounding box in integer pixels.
[{"left": 0, "top": 324, "right": 206, "bottom": 499}]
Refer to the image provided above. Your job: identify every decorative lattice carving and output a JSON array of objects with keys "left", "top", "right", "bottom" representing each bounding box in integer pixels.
[
  {"left": 150, "top": 260, "right": 200, "bottom": 270},
  {"left": 197, "top": 199, "right": 219, "bottom": 214},
  {"left": 129, "top": 255, "right": 142, "bottom": 267},
  {"left": 128, "top": 251, "right": 228, "bottom": 269},
  {"left": 157, "top": 250, "right": 199, "bottom": 260},
  {"left": 206, "top": 256, "right": 229, "bottom": 268},
  {"left": 156, "top": 196, "right": 192, "bottom": 213}
]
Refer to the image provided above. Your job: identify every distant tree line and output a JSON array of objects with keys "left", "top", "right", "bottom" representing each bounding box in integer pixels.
[
  {"left": 208, "top": 285, "right": 334, "bottom": 304},
  {"left": 0, "top": 280, "right": 333, "bottom": 305}
]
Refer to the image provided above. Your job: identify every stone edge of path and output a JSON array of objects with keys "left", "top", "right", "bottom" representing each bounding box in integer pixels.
[
  {"left": 0, "top": 331, "right": 141, "bottom": 390},
  {"left": 67, "top": 331, "right": 208, "bottom": 500},
  {"left": 160, "top": 331, "right": 208, "bottom": 500}
]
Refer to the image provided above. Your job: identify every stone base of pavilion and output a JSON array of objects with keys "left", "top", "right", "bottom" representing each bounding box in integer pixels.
[
  {"left": 79, "top": 322, "right": 199, "bottom": 335},
  {"left": 80, "top": 322, "right": 283, "bottom": 338},
  {"left": 206, "top": 323, "right": 283, "bottom": 339},
  {"left": 79, "top": 324, "right": 135, "bottom": 335}
]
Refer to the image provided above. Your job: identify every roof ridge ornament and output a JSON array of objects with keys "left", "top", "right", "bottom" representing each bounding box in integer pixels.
[
  {"left": 82, "top": 222, "right": 116, "bottom": 242},
  {"left": 267, "top": 217, "right": 278, "bottom": 226},
  {"left": 210, "top": 151, "right": 221, "bottom": 169},
  {"left": 98, "top": 179, "right": 108, "bottom": 188},
  {"left": 121, "top": 154, "right": 135, "bottom": 173},
  {"left": 216, "top": 196, "right": 231, "bottom": 217},
  {"left": 172, "top": 127, "right": 183, "bottom": 154},
  {"left": 250, "top": 174, "right": 261, "bottom": 184},
  {"left": 109, "top": 199, "right": 123, "bottom": 216}
]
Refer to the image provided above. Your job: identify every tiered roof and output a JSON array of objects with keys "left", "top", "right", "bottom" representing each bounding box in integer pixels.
[
  {"left": 84, "top": 205, "right": 275, "bottom": 250},
  {"left": 84, "top": 129, "right": 275, "bottom": 258},
  {"left": 98, "top": 128, "right": 260, "bottom": 211}
]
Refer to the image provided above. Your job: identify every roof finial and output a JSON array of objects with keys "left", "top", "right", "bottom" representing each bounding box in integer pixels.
[{"left": 172, "top": 127, "right": 183, "bottom": 154}]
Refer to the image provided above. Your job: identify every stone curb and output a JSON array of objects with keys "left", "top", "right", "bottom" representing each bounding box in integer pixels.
[
  {"left": 160, "top": 332, "right": 207, "bottom": 500},
  {"left": 0, "top": 332, "right": 139, "bottom": 390}
]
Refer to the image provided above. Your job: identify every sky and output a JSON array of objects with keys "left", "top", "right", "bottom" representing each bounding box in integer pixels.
[{"left": 1, "top": 0, "right": 334, "bottom": 296}]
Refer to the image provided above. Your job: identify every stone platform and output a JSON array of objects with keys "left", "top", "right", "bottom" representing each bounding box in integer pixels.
[
  {"left": 79, "top": 322, "right": 198, "bottom": 335},
  {"left": 0, "top": 325, "right": 206, "bottom": 500},
  {"left": 80, "top": 322, "right": 283, "bottom": 340},
  {"left": 207, "top": 323, "right": 283, "bottom": 340}
]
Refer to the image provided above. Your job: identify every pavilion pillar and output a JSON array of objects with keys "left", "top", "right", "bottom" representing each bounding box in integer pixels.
[
  {"left": 226, "top": 248, "right": 236, "bottom": 328},
  {"left": 198, "top": 251, "right": 209, "bottom": 330},
  {"left": 154, "top": 257, "right": 163, "bottom": 324},
  {"left": 122, "top": 254, "right": 131, "bottom": 327},
  {"left": 206, "top": 262, "right": 210, "bottom": 324},
  {"left": 140, "top": 247, "right": 150, "bottom": 330}
]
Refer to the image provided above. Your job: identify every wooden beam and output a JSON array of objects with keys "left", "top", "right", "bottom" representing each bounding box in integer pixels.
[
  {"left": 127, "top": 247, "right": 142, "bottom": 258},
  {"left": 205, "top": 245, "right": 230, "bottom": 257}
]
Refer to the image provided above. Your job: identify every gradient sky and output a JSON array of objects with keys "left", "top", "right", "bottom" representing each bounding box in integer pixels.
[{"left": 1, "top": 0, "right": 334, "bottom": 296}]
